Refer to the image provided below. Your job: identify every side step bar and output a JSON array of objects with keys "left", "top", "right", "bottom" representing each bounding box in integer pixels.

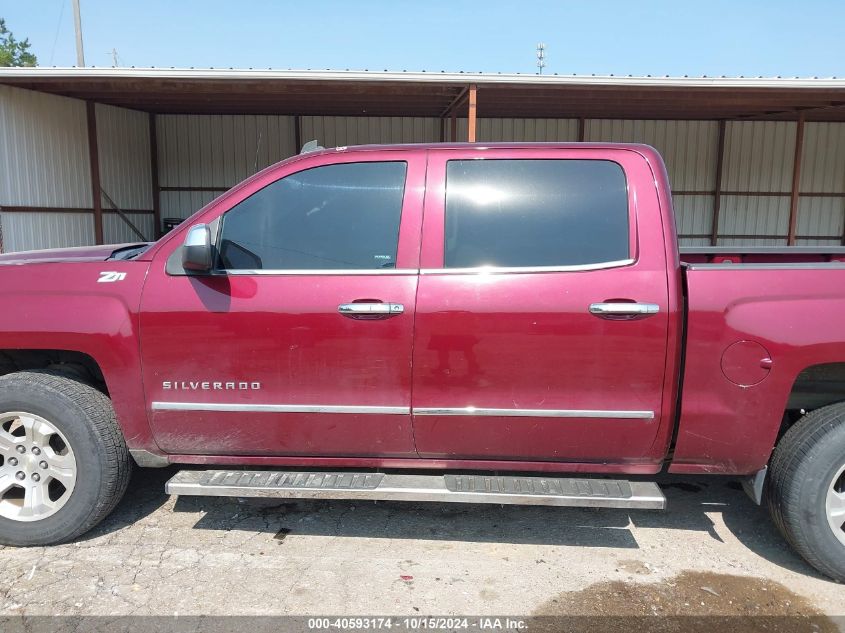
[{"left": 166, "top": 470, "right": 666, "bottom": 510}]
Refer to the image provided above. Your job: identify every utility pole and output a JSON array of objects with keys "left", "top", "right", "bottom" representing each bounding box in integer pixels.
[
  {"left": 72, "top": 0, "right": 85, "bottom": 67},
  {"left": 536, "top": 42, "right": 546, "bottom": 75}
]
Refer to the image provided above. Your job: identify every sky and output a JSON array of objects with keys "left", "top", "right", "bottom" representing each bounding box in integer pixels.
[{"left": 2, "top": 0, "right": 844, "bottom": 77}]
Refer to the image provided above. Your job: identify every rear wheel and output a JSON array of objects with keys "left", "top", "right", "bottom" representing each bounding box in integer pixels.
[
  {"left": 0, "top": 370, "right": 130, "bottom": 545},
  {"left": 767, "top": 402, "right": 845, "bottom": 582}
]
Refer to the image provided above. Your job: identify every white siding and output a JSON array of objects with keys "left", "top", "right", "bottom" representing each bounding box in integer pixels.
[
  {"left": 2, "top": 93, "right": 844, "bottom": 251},
  {"left": 478, "top": 118, "right": 579, "bottom": 142},
  {"left": 0, "top": 212, "right": 93, "bottom": 251},
  {"left": 0, "top": 85, "right": 91, "bottom": 208},
  {"left": 800, "top": 123, "right": 845, "bottom": 193},
  {"left": 301, "top": 116, "right": 439, "bottom": 146},
  {"left": 96, "top": 104, "right": 155, "bottom": 241},
  {"left": 718, "top": 195, "right": 791, "bottom": 245},
  {"left": 446, "top": 118, "right": 579, "bottom": 143},
  {"left": 796, "top": 197, "right": 844, "bottom": 242},
  {"left": 795, "top": 122, "right": 845, "bottom": 243},
  {"left": 155, "top": 114, "right": 296, "bottom": 221},
  {"left": 103, "top": 212, "right": 156, "bottom": 244},
  {"left": 96, "top": 103, "right": 153, "bottom": 210},
  {"left": 585, "top": 119, "right": 719, "bottom": 191},
  {"left": 157, "top": 114, "right": 298, "bottom": 189},
  {"left": 673, "top": 195, "right": 714, "bottom": 243},
  {"left": 722, "top": 121, "right": 796, "bottom": 192},
  {"left": 160, "top": 190, "right": 221, "bottom": 223}
]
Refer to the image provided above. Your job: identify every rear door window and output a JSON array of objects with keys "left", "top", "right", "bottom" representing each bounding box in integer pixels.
[{"left": 444, "top": 159, "right": 629, "bottom": 268}]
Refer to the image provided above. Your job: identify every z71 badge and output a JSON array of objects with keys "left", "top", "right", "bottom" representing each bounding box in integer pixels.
[{"left": 98, "top": 271, "right": 127, "bottom": 283}]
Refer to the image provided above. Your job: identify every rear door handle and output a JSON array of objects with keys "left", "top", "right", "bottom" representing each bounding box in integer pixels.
[
  {"left": 338, "top": 302, "right": 404, "bottom": 319},
  {"left": 589, "top": 302, "right": 660, "bottom": 319}
]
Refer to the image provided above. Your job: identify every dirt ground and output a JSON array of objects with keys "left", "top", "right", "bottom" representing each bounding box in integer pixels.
[{"left": 0, "top": 468, "right": 843, "bottom": 629}]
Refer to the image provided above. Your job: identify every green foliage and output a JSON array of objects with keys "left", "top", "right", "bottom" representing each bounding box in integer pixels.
[{"left": 0, "top": 18, "right": 37, "bottom": 67}]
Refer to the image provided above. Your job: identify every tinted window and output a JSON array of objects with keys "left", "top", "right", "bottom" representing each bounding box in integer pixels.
[
  {"left": 444, "top": 159, "right": 629, "bottom": 268},
  {"left": 218, "top": 162, "right": 407, "bottom": 270}
]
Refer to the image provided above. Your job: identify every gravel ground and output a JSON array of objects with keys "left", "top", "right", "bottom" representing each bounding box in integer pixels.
[{"left": 0, "top": 467, "right": 843, "bottom": 627}]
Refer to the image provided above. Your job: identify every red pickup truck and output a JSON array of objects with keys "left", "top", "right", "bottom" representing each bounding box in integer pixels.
[{"left": 0, "top": 143, "right": 844, "bottom": 580}]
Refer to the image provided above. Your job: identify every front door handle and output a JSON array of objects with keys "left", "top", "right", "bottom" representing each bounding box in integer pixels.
[
  {"left": 338, "top": 302, "right": 404, "bottom": 319},
  {"left": 589, "top": 302, "right": 660, "bottom": 320}
]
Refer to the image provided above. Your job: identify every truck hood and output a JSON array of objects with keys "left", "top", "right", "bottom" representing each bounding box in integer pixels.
[{"left": 0, "top": 243, "right": 150, "bottom": 265}]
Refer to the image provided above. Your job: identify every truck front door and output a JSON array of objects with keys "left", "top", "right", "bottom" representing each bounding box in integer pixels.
[
  {"left": 411, "top": 147, "right": 672, "bottom": 465},
  {"left": 140, "top": 151, "right": 425, "bottom": 457}
]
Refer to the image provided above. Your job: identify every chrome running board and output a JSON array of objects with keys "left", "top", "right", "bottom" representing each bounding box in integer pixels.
[{"left": 165, "top": 470, "right": 666, "bottom": 510}]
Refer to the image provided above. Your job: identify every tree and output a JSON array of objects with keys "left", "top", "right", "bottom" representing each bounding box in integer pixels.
[{"left": 0, "top": 18, "right": 37, "bottom": 67}]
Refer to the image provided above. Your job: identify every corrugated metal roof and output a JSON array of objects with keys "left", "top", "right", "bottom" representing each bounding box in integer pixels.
[
  {"left": 0, "top": 67, "right": 843, "bottom": 87},
  {"left": 3, "top": 67, "right": 845, "bottom": 120}
]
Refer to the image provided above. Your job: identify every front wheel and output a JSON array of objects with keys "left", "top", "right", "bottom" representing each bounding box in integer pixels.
[
  {"left": 0, "top": 370, "right": 130, "bottom": 545},
  {"left": 767, "top": 402, "right": 845, "bottom": 582}
]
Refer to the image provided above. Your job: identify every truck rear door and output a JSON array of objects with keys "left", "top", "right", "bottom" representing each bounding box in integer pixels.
[{"left": 411, "top": 147, "right": 671, "bottom": 464}]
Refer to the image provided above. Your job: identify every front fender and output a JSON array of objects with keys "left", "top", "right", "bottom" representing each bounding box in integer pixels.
[{"left": 0, "top": 261, "right": 159, "bottom": 454}]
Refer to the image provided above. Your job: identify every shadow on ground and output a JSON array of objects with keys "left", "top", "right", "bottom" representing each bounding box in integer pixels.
[{"left": 85, "top": 466, "right": 826, "bottom": 581}]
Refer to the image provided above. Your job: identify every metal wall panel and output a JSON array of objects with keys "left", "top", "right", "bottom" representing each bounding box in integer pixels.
[
  {"left": 796, "top": 196, "right": 844, "bottom": 241},
  {"left": 673, "top": 195, "right": 714, "bottom": 244},
  {"left": 301, "top": 116, "right": 440, "bottom": 146},
  {"left": 477, "top": 118, "right": 579, "bottom": 141},
  {"left": 157, "top": 114, "right": 297, "bottom": 188},
  {"left": 800, "top": 123, "right": 845, "bottom": 193},
  {"left": 0, "top": 85, "right": 91, "bottom": 208},
  {"left": 446, "top": 118, "right": 579, "bottom": 143},
  {"left": 0, "top": 212, "right": 93, "bottom": 251},
  {"left": 96, "top": 104, "right": 152, "bottom": 210},
  {"left": 718, "top": 195, "right": 790, "bottom": 245},
  {"left": 103, "top": 212, "right": 155, "bottom": 244},
  {"left": 585, "top": 119, "right": 719, "bottom": 191},
  {"left": 160, "top": 190, "right": 221, "bottom": 223},
  {"left": 722, "top": 121, "right": 796, "bottom": 192}
]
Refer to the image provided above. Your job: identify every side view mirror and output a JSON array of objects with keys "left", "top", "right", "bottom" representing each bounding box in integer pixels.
[{"left": 181, "top": 224, "right": 212, "bottom": 272}]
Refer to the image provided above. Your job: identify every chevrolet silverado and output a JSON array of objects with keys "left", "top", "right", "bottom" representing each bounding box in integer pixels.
[{"left": 0, "top": 142, "right": 844, "bottom": 581}]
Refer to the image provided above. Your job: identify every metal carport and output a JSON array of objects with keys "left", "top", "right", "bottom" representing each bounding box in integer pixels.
[{"left": 1, "top": 68, "right": 845, "bottom": 251}]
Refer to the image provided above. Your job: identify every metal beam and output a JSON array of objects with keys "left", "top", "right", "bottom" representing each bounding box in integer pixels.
[
  {"left": 578, "top": 117, "right": 586, "bottom": 142},
  {"left": 439, "top": 86, "right": 469, "bottom": 118},
  {"left": 294, "top": 115, "right": 302, "bottom": 153},
  {"left": 85, "top": 101, "right": 103, "bottom": 245},
  {"left": 467, "top": 84, "right": 477, "bottom": 142},
  {"left": 160, "top": 186, "right": 229, "bottom": 193},
  {"left": 710, "top": 120, "right": 727, "bottom": 246},
  {"left": 0, "top": 205, "right": 154, "bottom": 214},
  {"left": 148, "top": 113, "right": 161, "bottom": 238},
  {"left": 787, "top": 115, "right": 805, "bottom": 245}
]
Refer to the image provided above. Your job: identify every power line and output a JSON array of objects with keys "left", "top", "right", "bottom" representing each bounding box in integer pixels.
[{"left": 48, "top": 0, "right": 67, "bottom": 66}]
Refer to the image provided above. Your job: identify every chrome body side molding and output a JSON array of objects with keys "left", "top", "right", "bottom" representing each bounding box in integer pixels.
[
  {"left": 152, "top": 402, "right": 655, "bottom": 419},
  {"left": 151, "top": 402, "right": 410, "bottom": 415},
  {"left": 221, "top": 268, "right": 417, "bottom": 276},
  {"left": 413, "top": 407, "right": 655, "bottom": 419},
  {"left": 419, "top": 258, "right": 634, "bottom": 275}
]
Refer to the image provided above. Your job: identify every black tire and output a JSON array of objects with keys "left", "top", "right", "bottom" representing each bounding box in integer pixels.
[
  {"left": 767, "top": 402, "right": 845, "bottom": 582},
  {"left": 0, "top": 370, "right": 130, "bottom": 545}
]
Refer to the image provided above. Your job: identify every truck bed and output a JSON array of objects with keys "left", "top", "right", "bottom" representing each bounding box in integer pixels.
[
  {"left": 680, "top": 246, "right": 845, "bottom": 265},
  {"left": 671, "top": 257, "right": 845, "bottom": 474}
]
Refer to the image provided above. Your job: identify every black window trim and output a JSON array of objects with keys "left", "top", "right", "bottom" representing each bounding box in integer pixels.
[
  {"left": 213, "top": 159, "right": 413, "bottom": 276},
  {"left": 431, "top": 157, "right": 636, "bottom": 274}
]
